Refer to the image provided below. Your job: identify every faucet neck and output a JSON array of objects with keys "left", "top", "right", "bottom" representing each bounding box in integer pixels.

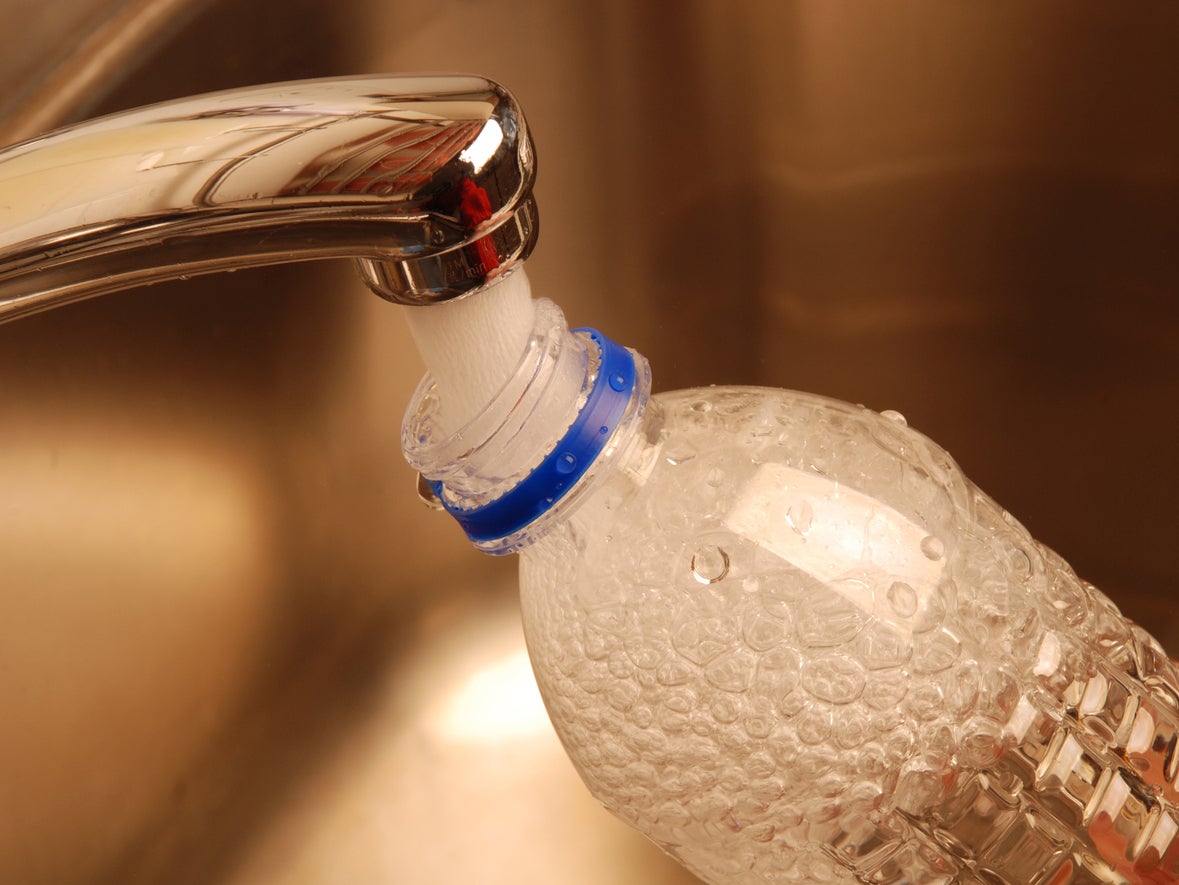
[{"left": 0, "top": 75, "right": 537, "bottom": 324}]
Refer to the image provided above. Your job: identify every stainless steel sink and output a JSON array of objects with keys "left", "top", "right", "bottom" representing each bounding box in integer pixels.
[{"left": 1, "top": 2, "right": 1175, "bottom": 883}]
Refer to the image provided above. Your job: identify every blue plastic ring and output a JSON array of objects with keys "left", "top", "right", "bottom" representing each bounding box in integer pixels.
[{"left": 430, "top": 327, "right": 636, "bottom": 544}]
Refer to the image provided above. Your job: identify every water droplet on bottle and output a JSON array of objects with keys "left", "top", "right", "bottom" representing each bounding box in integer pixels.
[
  {"left": 894, "top": 758, "right": 946, "bottom": 813},
  {"left": 881, "top": 409, "right": 907, "bottom": 426},
  {"left": 960, "top": 717, "right": 1004, "bottom": 767},
  {"left": 785, "top": 500, "right": 813, "bottom": 537},
  {"left": 691, "top": 545, "right": 730, "bottom": 584},
  {"left": 920, "top": 535, "right": 945, "bottom": 561},
  {"left": 887, "top": 581, "right": 919, "bottom": 618},
  {"left": 609, "top": 373, "right": 627, "bottom": 392},
  {"left": 706, "top": 466, "right": 725, "bottom": 488},
  {"left": 1007, "top": 546, "right": 1032, "bottom": 579},
  {"left": 556, "top": 452, "right": 578, "bottom": 475},
  {"left": 1033, "top": 630, "right": 1062, "bottom": 678}
]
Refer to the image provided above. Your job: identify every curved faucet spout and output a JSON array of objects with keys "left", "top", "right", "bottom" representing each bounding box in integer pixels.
[{"left": 0, "top": 74, "right": 537, "bottom": 323}]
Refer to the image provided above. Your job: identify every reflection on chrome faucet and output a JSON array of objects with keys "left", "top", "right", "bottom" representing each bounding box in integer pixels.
[{"left": 0, "top": 75, "right": 537, "bottom": 323}]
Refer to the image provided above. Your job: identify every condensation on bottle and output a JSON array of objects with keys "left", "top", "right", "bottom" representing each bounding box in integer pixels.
[{"left": 517, "top": 386, "right": 1179, "bottom": 885}]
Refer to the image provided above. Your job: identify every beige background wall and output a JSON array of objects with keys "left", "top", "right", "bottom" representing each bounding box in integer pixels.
[{"left": 0, "top": 2, "right": 1175, "bottom": 882}]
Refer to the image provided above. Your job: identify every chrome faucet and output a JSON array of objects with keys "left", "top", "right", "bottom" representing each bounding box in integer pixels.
[{"left": 0, "top": 74, "right": 537, "bottom": 323}]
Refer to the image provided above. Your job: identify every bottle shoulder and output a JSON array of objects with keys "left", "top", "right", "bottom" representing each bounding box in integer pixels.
[{"left": 528, "top": 383, "right": 977, "bottom": 573}]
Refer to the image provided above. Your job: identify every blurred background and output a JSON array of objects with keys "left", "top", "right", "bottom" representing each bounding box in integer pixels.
[{"left": 0, "top": 2, "right": 1175, "bottom": 883}]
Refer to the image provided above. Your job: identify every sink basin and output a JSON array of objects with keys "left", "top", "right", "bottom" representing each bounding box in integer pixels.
[{"left": 1, "top": 2, "right": 1175, "bottom": 883}]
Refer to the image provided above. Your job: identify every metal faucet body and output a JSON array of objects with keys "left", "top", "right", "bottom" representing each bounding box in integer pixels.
[{"left": 0, "top": 75, "right": 537, "bottom": 323}]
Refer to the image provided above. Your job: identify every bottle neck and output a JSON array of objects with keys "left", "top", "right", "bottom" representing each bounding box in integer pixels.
[{"left": 402, "top": 298, "right": 651, "bottom": 554}]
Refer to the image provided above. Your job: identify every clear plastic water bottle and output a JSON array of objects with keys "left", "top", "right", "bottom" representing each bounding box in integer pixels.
[{"left": 404, "top": 297, "right": 1179, "bottom": 884}]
